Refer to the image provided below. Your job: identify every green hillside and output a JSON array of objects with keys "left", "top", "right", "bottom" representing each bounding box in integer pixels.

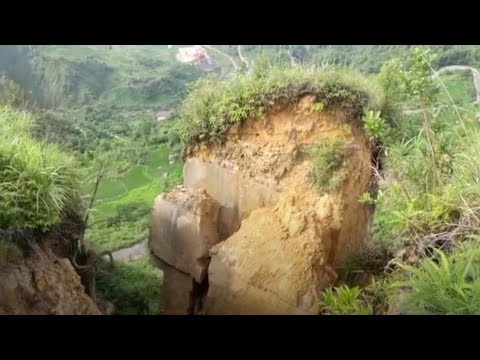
[
  {"left": 0, "top": 45, "right": 206, "bottom": 109},
  {"left": 2, "top": 44, "right": 480, "bottom": 315}
]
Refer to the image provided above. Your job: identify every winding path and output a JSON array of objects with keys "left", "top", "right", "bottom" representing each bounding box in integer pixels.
[
  {"left": 434, "top": 65, "right": 480, "bottom": 104},
  {"left": 201, "top": 45, "right": 239, "bottom": 73},
  {"left": 404, "top": 65, "right": 480, "bottom": 116},
  {"left": 105, "top": 240, "right": 149, "bottom": 263},
  {"left": 237, "top": 45, "right": 249, "bottom": 69},
  {"left": 288, "top": 50, "right": 299, "bottom": 66}
]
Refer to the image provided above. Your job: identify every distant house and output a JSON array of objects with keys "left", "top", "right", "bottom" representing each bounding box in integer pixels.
[
  {"left": 176, "top": 46, "right": 211, "bottom": 65},
  {"left": 154, "top": 107, "right": 174, "bottom": 122}
]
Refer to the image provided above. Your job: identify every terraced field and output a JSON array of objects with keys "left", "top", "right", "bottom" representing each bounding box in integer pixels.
[{"left": 86, "top": 145, "right": 182, "bottom": 252}]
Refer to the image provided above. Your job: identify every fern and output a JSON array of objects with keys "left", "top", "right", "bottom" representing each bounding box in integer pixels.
[
  {"left": 319, "top": 285, "right": 374, "bottom": 315},
  {"left": 391, "top": 241, "right": 480, "bottom": 314}
]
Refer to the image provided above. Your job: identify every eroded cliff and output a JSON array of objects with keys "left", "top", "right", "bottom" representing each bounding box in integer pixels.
[
  {"left": 149, "top": 94, "right": 378, "bottom": 314},
  {"left": 0, "top": 246, "right": 101, "bottom": 315}
]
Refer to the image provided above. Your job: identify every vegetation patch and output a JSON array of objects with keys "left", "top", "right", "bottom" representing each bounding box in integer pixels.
[
  {"left": 319, "top": 277, "right": 392, "bottom": 315},
  {"left": 391, "top": 240, "right": 480, "bottom": 315},
  {"left": 0, "top": 105, "right": 82, "bottom": 231},
  {"left": 179, "top": 64, "right": 387, "bottom": 147},
  {"left": 95, "top": 256, "right": 163, "bottom": 315},
  {"left": 309, "top": 136, "right": 349, "bottom": 191},
  {"left": 85, "top": 146, "right": 183, "bottom": 252},
  {"left": 340, "top": 242, "right": 393, "bottom": 284}
]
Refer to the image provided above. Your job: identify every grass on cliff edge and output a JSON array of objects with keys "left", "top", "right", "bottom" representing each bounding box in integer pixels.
[
  {"left": 179, "top": 63, "right": 391, "bottom": 147},
  {"left": 0, "top": 105, "right": 82, "bottom": 231}
]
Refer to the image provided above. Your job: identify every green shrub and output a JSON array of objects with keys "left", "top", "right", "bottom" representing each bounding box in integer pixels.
[
  {"left": 391, "top": 241, "right": 480, "bottom": 314},
  {"left": 319, "top": 285, "right": 374, "bottom": 315},
  {"left": 358, "top": 191, "right": 377, "bottom": 205},
  {"left": 363, "top": 110, "right": 390, "bottom": 142},
  {"left": 179, "top": 65, "right": 387, "bottom": 147},
  {"left": 312, "top": 101, "right": 325, "bottom": 112},
  {"left": 320, "top": 277, "right": 395, "bottom": 315},
  {"left": 373, "top": 122, "right": 480, "bottom": 244},
  {"left": 0, "top": 105, "right": 82, "bottom": 230}
]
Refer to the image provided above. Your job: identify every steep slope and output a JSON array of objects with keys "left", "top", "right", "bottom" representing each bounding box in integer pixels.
[
  {"left": 0, "top": 105, "right": 101, "bottom": 315},
  {"left": 149, "top": 66, "right": 387, "bottom": 314},
  {"left": 185, "top": 98, "right": 373, "bottom": 314},
  {"left": 0, "top": 247, "right": 100, "bottom": 315}
]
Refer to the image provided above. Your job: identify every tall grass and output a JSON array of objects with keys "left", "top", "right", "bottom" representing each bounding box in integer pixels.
[
  {"left": 373, "top": 113, "right": 480, "bottom": 245},
  {"left": 372, "top": 50, "right": 480, "bottom": 245},
  {"left": 0, "top": 105, "right": 82, "bottom": 230}
]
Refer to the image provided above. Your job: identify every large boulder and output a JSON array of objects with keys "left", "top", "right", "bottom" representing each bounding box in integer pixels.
[{"left": 149, "top": 186, "right": 221, "bottom": 283}]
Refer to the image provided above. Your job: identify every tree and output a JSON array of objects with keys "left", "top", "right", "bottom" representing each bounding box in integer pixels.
[
  {"left": 381, "top": 48, "right": 446, "bottom": 192},
  {"left": 252, "top": 54, "right": 270, "bottom": 79}
]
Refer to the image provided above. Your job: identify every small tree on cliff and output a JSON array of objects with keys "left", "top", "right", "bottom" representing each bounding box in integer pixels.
[
  {"left": 252, "top": 54, "right": 271, "bottom": 79},
  {"left": 379, "top": 48, "right": 444, "bottom": 192}
]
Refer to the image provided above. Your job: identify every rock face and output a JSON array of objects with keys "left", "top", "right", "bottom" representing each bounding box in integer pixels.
[
  {"left": 0, "top": 248, "right": 101, "bottom": 315},
  {"left": 183, "top": 158, "right": 279, "bottom": 240},
  {"left": 151, "top": 257, "right": 195, "bottom": 315},
  {"left": 150, "top": 186, "right": 221, "bottom": 283},
  {"left": 150, "top": 95, "right": 375, "bottom": 314}
]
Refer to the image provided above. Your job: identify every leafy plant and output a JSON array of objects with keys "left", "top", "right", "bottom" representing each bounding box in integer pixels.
[
  {"left": 312, "top": 101, "right": 325, "bottom": 112},
  {"left": 319, "top": 285, "right": 374, "bottom": 315},
  {"left": 391, "top": 241, "right": 480, "bottom": 314},
  {"left": 363, "top": 110, "right": 390, "bottom": 141},
  {"left": 358, "top": 191, "right": 377, "bottom": 205}
]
